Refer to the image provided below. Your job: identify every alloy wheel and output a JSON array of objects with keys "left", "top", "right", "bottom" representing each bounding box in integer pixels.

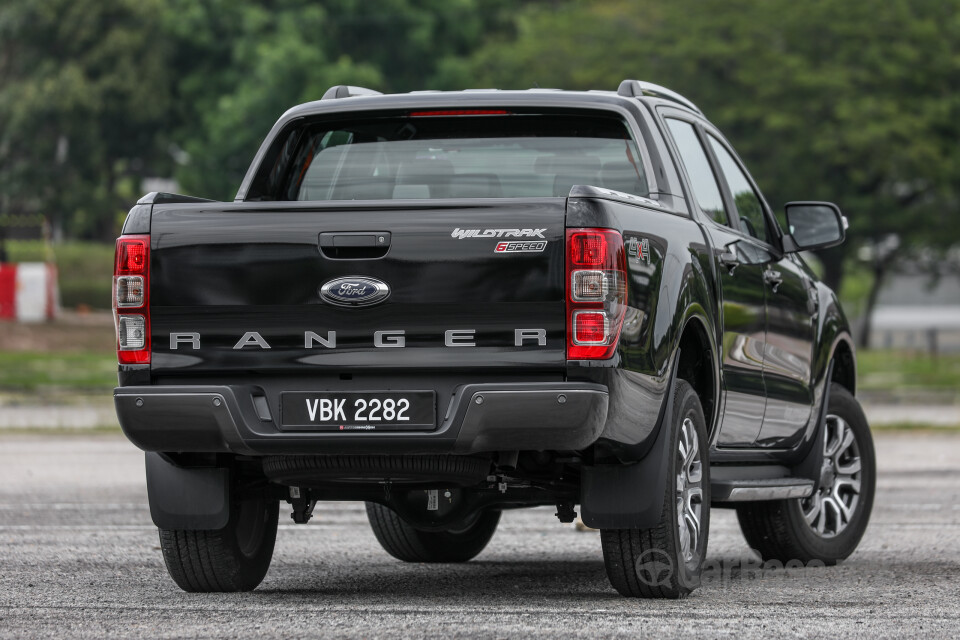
[
  {"left": 676, "top": 416, "right": 704, "bottom": 565},
  {"left": 801, "top": 414, "right": 862, "bottom": 538}
]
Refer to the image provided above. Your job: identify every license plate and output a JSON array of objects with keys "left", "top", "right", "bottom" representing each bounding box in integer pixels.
[{"left": 279, "top": 391, "right": 435, "bottom": 431}]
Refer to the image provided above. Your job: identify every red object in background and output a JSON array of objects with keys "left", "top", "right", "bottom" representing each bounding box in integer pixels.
[
  {"left": 0, "top": 262, "right": 60, "bottom": 321},
  {"left": 0, "top": 264, "right": 15, "bottom": 318}
]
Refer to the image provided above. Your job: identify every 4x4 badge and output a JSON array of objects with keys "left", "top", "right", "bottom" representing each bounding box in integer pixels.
[{"left": 629, "top": 237, "right": 651, "bottom": 265}]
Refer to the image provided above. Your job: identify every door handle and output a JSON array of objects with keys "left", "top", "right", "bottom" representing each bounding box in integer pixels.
[
  {"left": 718, "top": 250, "right": 739, "bottom": 275},
  {"left": 764, "top": 269, "right": 783, "bottom": 293},
  {"left": 318, "top": 232, "right": 391, "bottom": 259}
]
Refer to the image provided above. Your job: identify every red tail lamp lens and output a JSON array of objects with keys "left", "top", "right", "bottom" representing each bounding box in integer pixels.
[
  {"left": 573, "top": 311, "right": 609, "bottom": 344},
  {"left": 116, "top": 239, "right": 147, "bottom": 274},
  {"left": 569, "top": 232, "right": 608, "bottom": 267}
]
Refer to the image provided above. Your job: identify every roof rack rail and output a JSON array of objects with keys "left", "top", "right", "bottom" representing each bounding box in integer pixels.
[
  {"left": 321, "top": 85, "right": 383, "bottom": 100},
  {"left": 617, "top": 79, "right": 701, "bottom": 114}
]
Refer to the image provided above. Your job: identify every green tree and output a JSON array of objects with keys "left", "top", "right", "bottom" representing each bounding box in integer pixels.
[
  {"left": 163, "top": 0, "right": 383, "bottom": 200},
  {"left": 0, "top": 0, "right": 176, "bottom": 238}
]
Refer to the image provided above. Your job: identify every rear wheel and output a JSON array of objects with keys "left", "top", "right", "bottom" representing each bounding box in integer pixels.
[
  {"left": 737, "top": 383, "right": 876, "bottom": 564},
  {"left": 158, "top": 497, "right": 279, "bottom": 592},
  {"left": 600, "top": 379, "right": 710, "bottom": 598},
  {"left": 365, "top": 502, "right": 500, "bottom": 563}
]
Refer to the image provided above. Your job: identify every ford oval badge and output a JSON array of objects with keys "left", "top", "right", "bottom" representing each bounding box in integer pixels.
[{"left": 319, "top": 276, "right": 390, "bottom": 307}]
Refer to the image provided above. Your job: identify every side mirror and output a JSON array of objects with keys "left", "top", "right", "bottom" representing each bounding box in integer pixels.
[{"left": 782, "top": 201, "right": 847, "bottom": 252}]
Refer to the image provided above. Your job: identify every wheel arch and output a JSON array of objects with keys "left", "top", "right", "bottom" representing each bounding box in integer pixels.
[
  {"left": 830, "top": 336, "right": 857, "bottom": 396},
  {"left": 674, "top": 313, "right": 720, "bottom": 437},
  {"left": 814, "top": 283, "right": 857, "bottom": 396}
]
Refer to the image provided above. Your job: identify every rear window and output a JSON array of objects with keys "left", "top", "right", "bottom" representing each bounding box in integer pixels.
[{"left": 247, "top": 111, "right": 651, "bottom": 201}]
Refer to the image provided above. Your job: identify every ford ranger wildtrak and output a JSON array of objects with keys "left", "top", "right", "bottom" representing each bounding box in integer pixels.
[{"left": 114, "top": 80, "right": 875, "bottom": 598}]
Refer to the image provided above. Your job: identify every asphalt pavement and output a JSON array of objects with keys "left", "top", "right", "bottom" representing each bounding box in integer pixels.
[{"left": 1, "top": 431, "right": 958, "bottom": 639}]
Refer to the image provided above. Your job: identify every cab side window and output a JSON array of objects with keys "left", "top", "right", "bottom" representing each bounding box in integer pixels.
[
  {"left": 665, "top": 119, "right": 729, "bottom": 226},
  {"left": 707, "top": 135, "right": 769, "bottom": 244}
]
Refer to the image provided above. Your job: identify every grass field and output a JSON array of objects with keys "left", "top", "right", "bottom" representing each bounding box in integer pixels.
[
  {"left": 857, "top": 350, "right": 960, "bottom": 392},
  {"left": 0, "top": 351, "right": 117, "bottom": 391}
]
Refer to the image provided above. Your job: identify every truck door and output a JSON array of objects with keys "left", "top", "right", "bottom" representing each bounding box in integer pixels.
[
  {"left": 703, "top": 133, "right": 815, "bottom": 448},
  {"left": 662, "top": 117, "right": 767, "bottom": 447}
]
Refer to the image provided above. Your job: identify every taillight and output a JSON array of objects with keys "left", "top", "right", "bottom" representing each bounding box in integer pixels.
[
  {"left": 566, "top": 229, "right": 627, "bottom": 359},
  {"left": 113, "top": 235, "right": 150, "bottom": 364}
]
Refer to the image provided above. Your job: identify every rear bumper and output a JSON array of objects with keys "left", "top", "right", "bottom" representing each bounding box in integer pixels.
[{"left": 115, "top": 382, "right": 609, "bottom": 455}]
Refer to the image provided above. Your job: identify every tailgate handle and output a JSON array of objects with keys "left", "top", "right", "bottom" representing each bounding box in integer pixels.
[{"left": 318, "top": 232, "right": 391, "bottom": 259}]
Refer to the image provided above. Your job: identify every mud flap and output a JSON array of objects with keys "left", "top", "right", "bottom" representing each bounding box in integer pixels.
[
  {"left": 145, "top": 452, "right": 230, "bottom": 530},
  {"left": 580, "top": 368, "right": 676, "bottom": 530}
]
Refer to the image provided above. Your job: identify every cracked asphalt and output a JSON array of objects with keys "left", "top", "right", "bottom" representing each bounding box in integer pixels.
[{"left": 1, "top": 431, "right": 958, "bottom": 639}]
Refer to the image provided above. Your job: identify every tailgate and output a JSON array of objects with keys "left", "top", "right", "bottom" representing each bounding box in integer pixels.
[{"left": 149, "top": 199, "right": 566, "bottom": 374}]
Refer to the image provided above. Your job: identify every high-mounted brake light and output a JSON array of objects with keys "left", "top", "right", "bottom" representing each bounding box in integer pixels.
[
  {"left": 408, "top": 109, "right": 511, "bottom": 117},
  {"left": 566, "top": 229, "right": 627, "bottom": 360},
  {"left": 113, "top": 235, "right": 150, "bottom": 364}
]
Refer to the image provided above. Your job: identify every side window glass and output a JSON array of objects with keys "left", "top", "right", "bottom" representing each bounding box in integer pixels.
[
  {"left": 665, "top": 119, "right": 729, "bottom": 226},
  {"left": 707, "top": 135, "right": 769, "bottom": 244}
]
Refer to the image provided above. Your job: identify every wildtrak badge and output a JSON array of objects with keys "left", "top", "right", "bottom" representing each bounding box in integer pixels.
[{"left": 451, "top": 228, "right": 547, "bottom": 239}]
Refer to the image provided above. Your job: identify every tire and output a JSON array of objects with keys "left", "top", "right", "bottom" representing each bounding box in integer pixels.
[
  {"left": 158, "top": 497, "right": 279, "bottom": 592},
  {"left": 737, "top": 383, "right": 876, "bottom": 565},
  {"left": 365, "top": 501, "right": 501, "bottom": 563},
  {"left": 600, "top": 379, "right": 711, "bottom": 598},
  {"left": 263, "top": 455, "right": 491, "bottom": 487}
]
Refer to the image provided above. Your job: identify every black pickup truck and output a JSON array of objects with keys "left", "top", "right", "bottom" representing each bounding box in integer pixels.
[{"left": 114, "top": 80, "right": 875, "bottom": 598}]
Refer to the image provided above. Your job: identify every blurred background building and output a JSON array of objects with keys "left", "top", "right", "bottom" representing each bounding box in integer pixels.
[{"left": 870, "top": 265, "right": 960, "bottom": 353}]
